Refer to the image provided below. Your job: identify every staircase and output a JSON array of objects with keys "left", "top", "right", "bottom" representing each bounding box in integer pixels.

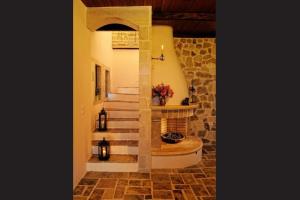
[{"left": 87, "top": 87, "right": 139, "bottom": 172}]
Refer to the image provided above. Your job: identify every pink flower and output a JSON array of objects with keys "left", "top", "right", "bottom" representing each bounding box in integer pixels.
[{"left": 152, "top": 83, "right": 174, "bottom": 99}]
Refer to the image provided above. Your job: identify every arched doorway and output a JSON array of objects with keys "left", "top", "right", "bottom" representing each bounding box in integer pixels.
[{"left": 86, "top": 6, "right": 152, "bottom": 172}]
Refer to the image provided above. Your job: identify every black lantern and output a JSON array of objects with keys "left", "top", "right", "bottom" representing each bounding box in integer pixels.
[
  {"left": 98, "top": 108, "right": 107, "bottom": 131},
  {"left": 98, "top": 137, "right": 110, "bottom": 160}
]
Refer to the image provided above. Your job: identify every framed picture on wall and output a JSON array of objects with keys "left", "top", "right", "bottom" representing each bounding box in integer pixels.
[{"left": 112, "top": 31, "right": 139, "bottom": 49}]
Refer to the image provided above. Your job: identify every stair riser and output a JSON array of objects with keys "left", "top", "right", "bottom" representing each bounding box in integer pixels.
[
  {"left": 86, "top": 163, "right": 138, "bottom": 172},
  {"left": 93, "top": 133, "right": 139, "bottom": 140},
  {"left": 108, "top": 93, "right": 139, "bottom": 102},
  {"left": 92, "top": 146, "right": 138, "bottom": 155},
  {"left": 104, "top": 102, "right": 139, "bottom": 109},
  {"left": 108, "top": 111, "right": 139, "bottom": 118},
  {"left": 107, "top": 121, "right": 139, "bottom": 129},
  {"left": 117, "top": 87, "right": 139, "bottom": 94}
]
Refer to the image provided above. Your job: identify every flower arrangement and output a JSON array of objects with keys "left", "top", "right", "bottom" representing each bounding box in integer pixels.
[{"left": 152, "top": 83, "right": 174, "bottom": 106}]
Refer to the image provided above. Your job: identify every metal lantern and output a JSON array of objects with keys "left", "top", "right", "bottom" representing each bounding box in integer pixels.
[
  {"left": 98, "top": 137, "right": 110, "bottom": 160},
  {"left": 98, "top": 108, "right": 107, "bottom": 131}
]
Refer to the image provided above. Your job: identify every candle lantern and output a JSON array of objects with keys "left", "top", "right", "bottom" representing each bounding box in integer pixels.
[
  {"left": 98, "top": 137, "right": 110, "bottom": 160},
  {"left": 98, "top": 108, "right": 107, "bottom": 131}
]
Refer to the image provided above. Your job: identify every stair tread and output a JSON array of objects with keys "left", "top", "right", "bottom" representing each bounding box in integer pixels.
[
  {"left": 105, "top": 100, "right": 139, "bottom": 103},
  {"left": 108, "top": 118, "right": 139, "bottom": 121},
  {"left": 95, "top": 128, "right": 139, "bottom": 133},
  {"left": 89, "top": 154, "right": 138, "bottom": 163},
  {"left": 92, "top": 140, "right": 138, "bottom": 146},
  {"left": 118, "top": 87, "right": 139, "bottom": 88},
  {"left": 106, "top": 108, "right": 139, "bottom": 111},
  {"left": 110, "top": 92, "right": 139, "bottom": 95}
]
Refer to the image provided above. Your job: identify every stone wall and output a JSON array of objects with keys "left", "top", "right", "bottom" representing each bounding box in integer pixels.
[{"left": 174, "top": 38, "right": 216, "bottom": 144}]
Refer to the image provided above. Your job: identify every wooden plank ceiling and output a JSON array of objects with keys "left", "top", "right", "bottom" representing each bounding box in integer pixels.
[{"left": 81, "top": 0, "right": 216, "bottom": 38}]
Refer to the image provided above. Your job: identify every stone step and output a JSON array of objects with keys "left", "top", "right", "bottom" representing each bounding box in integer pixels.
[
  {"left": 107, "top": 120, "right": 139, "bottom": 129},
  {"left": 94, "top": 132, "right": 139, "bottom": 141},
  {"left": 88, "top": 154, "right": 138, "bottom": 163},
  {"left": 108, "top": 118, "right": 139, "bottom": 121},
  {"left": 87, "top": 155, "right": 138, "bottom": 172},
  {"left": 104, "top": 101, "right": 139, "bottom": 110},
  {"left": 92, "top": 140, "right": 138, "bottom": 146},
  {"left": 108, "top": 93, "right": 139, "bottom": 102},
  {"left": 117, "top": 87, "right": 139, "bottom": 95},
  {"left": 107, "top": 110, "right": 139, "bottom": 119},
  {"left": 91, "top": 145, "right": 138, "bottom": 155},
  {"left": 106, "top": 108, "right": 139, "bottom": 111}
]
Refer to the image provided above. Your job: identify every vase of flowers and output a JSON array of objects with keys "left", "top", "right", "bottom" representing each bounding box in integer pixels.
[{"left": 152, "top": 83, "right": 174, "bottom": 106}]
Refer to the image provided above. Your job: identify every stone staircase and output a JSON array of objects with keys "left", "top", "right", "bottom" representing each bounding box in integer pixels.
[{"left": 87, "top": 87, "right": 139, "bottom": 172}]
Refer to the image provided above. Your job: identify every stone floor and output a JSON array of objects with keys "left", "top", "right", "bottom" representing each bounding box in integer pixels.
[{"left": 73, "top": 145, "right": 216, "bottom": 200}]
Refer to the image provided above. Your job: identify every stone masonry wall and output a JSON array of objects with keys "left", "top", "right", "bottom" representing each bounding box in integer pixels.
[{"left": 174, "top": 38, "right": 216, "bottom": 144}]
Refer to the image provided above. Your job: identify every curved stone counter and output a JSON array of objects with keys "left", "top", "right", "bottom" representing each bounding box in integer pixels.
[
  {"left": 152, "top": 136, "right": 203, "bottom": 156},
  {"left": 151, "top": 137, "right": 203, "bottom": 168}
]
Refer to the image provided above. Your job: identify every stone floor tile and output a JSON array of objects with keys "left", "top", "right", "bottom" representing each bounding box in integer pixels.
[
  {"left": 73, "top": 196, "right": 87, "bottom": 200},
  {"left": 153, "top": 190, "right": 173, "bottom": 199},
  {"left": 202, "top": 160, "right": 216, "bottom": 167},
  {"left": 124, "top": 194, "right": 145, "bottom": 200},
  {"left": 172, "top": 190, "right": 185, "bottom": 200},
  {"left": 83, "top": 186, "right": 94, "bottom": 196},
  {"left": 142, "top": 180, "right": 152, "bottom": 187},
  {"left": 201, "top": 197, "right": 216, "bottom": 200},
  {"left": 129, "top": 179, "right": 142, "bottom": 186},
  {"left": 96, "top": 178, "right": 117, "bottom": 188},
  {"left": 73, "top": 185, "right": 85, "bottom": 195},
  {"left": 170, "top": 174, "right": 185, "bottom": 184},
  {"left": 153, "top": 181, "right": 172, "bottom": 190},
  {"left": 200, "top": 178, "right": 216, "bottom": 186},
  {"left": 193, "top": 173, "right": 206, "bottom": 179},
  {"left": 205, "top": 186, "right": 216, "bottom": 196},
  {"left": 177, "top": 168, "right": 203, "bottom": 173},
  {"left": 151, "top": 173, "right": 171, "bottom": 182},
  {"left": 84, "top": 171, "right": 104, "bottom": 179},
  {"left": 78, "top": 178, "right": 98, "bottom": 186},
  {"left": 102, "top": 188, "right": 115, "bottom": 199},
  {"left": 126, "top": 187, "right": 152, "bottom": 195},
  {"left": 89, "top": 188, "right": 105, "bottom": 200},
  {"left": 202, "top": 168, "right": 216, "bottom": 178},
  {"left": 181, "top": 174, "right": 197, "bottom": 184},
  {"left": 184, "top": 164, "right": 200, "bottom": 169},
  {"left": 183, "top": 189, "right": 197, "bottom": 200},
  {"left": 202, "top": 146, "right": 215, "bottom": 152},
  {"left": 151, "top": 168, "right": 173, "bottom": 173},
  {"left": 114, "top": 186, "right": 126, "bottom": 199},
  {"left": 204, "top": 154, "right": 216, "bottom": 160},
  {"left": 173, "top": 184, "right": 191, "bottom": 189},
  {"left": 129, "top": 172, "right": 150, "bottom": 179},
  {"left": 190, "top": 184, "right": 209, "bottom": 196},
  {"left": 117, "top": 178, "right": 129, "bottom": 186},
  {"left": 85, "top": 172, "right": 129, "bottom": 179}
]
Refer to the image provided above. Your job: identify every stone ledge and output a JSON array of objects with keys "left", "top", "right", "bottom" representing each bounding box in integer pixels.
[
  {"left": 151, "top": 104, "right": 198, "bottom": 111},
  {"left": 151, "top": 136, "right": 203, "bottom": 156}
]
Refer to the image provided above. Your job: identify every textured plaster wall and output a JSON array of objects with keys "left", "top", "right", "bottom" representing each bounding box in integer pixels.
[
  {"left": 73, "top": 0, "right": 92, "bottom": 187},
  {"left": 174, "top": 38, "right": 216, "bottom": 144}
]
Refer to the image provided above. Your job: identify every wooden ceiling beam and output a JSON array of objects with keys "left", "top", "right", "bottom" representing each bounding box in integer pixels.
[{"left": 152, "top": 12, "right": 215, "bottom": 21}]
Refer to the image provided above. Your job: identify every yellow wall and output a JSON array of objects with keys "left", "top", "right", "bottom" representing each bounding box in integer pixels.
[
  {"left": 73, "top": 0, "right": 92, "bottom": 188},
  {"left": 152, "top": 26, "right": 188, "bottom": 105},
  {"left": 91, "top": 31, "right": 139, "bottom": 92}
]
